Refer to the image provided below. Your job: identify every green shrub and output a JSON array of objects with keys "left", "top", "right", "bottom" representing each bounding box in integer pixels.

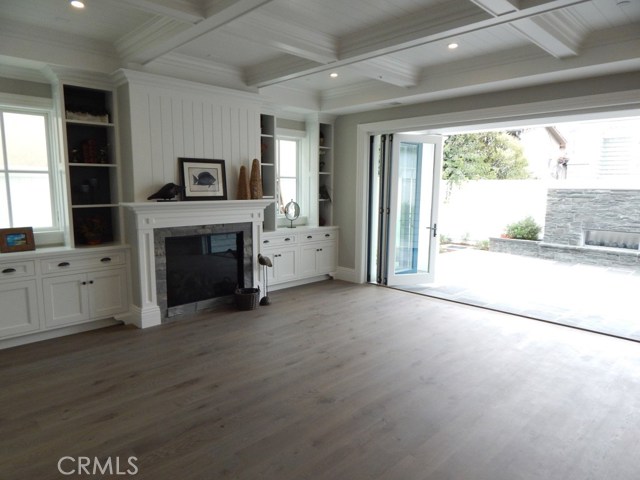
[
  {"left": 504, "top": 216, "right": 541, "bottom": 240},
  {"left": 475, "top": 239, "right": 489, "bottom": 250}
]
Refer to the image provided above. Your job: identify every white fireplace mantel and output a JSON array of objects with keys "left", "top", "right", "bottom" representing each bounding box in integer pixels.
[{"left": 122, "top": 200, "right": 274, "bottom": 328}]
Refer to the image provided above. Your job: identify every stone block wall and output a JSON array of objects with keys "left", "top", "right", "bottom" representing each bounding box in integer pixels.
[
  {"left": 489, "top": 238, "right": 541, "bottom": 257},
  {"left": 544, "top": 189, "right": 640, "bottom": 245}
]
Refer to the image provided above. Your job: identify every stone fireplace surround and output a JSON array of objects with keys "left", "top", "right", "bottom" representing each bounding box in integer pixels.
[{"left": 123, "top": 200, "right": 273, "bottom": 328}]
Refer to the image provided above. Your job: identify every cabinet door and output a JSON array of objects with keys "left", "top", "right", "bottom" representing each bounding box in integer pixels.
[
  {"left": 90, "top": 268, "right": 128, "bottom": 319},
  {"left": 300, "top": 244, "right": 320, "bottom": 277},
  {"left": 316, "top": 242, "right": 337, "bottom": 274},
  {"left": 301, "top": 242, "right": 337, "bottom": 277},
  {"left": 272, "top": 248, "right": 297, "bottom": 283},
  {"left": 43, "top": 273, "right": 90, "bottom": 328},
  {"left": 0, "top": 280, "right": 40, "bottom": 337}
]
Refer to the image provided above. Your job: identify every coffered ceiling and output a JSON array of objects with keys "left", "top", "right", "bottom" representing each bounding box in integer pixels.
[{"left": 0, "top": 0, "right": 639, "bottom": 114}]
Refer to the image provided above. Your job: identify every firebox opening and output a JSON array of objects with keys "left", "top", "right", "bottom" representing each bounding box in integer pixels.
[
  {"left": 166, "top": 232, "right": 244, "bottom": 309},
  {"left": 583, "top": 229, "right": 640, "bottom": 251}
]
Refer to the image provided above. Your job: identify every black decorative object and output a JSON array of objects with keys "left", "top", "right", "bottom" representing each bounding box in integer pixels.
[
  {"left": 147, "top": 182, "right": 184, "bottom": 201},
  {"left": 258, "top": 253, "right": 273, "bottom": 306},
  {"left": 319, "top": 184, "right": 331, "bottom": 202}
]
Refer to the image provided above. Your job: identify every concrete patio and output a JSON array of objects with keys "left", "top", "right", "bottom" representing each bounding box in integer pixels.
[{"left": 399, "top": 247, "right": 640, "bottom": 341}]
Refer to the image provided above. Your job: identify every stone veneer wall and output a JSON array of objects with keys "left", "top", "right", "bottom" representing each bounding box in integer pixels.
[
  {"left": 544, "top": 189, "right": 640, "bottom": 245},
  {"left": 154, "top": 222, "right": 253, "bottom": 320},
  {"left": 489, "top": 238, "right": 541, "bottom": 257}
]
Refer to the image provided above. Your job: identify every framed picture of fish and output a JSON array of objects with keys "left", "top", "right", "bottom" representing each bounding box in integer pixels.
[{"left": 178, "top": 158, "right": 228, "bottom": 201}]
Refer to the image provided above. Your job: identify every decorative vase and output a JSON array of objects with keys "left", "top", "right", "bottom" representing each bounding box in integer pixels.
[
  {"left": 237, "top": 165, "right": 250, "bottom": 199},
  {"left": 249, "top": 158, "right": 263, "bottom": 199}
]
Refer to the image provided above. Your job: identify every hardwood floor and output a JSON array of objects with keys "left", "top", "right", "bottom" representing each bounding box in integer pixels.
[{"left": 2, "top": 280, "right": 640, "bottom": 479}]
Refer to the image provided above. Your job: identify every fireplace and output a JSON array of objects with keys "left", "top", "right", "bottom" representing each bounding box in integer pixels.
[
  {"left": 154, "top": 223, "right": 253, "bottom": 318},
  {"left": 123, "top": 200, "right": 273, "bottom": 328}
]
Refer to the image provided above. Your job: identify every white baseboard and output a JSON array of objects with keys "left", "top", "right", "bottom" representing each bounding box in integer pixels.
[
  {"left": 335, "top": 266, "right": 359, "bottom": 283},
  {"left": 125, "top": 304, "right": 162, "bottom": 329}
]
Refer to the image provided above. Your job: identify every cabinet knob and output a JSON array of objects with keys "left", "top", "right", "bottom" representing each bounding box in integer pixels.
[
  {"left": 263, "top": 240, "right": 270, "bottom": 244},
  {"left": 58, "top": 262, "right": 71, "bottom": 267},
  {"left": 82, "top": 281, "right": 87, "bottom": 285},
  {"left": 285, "top": 237, "right": 291, "bottom": 241},
  {"left": 2, "top": 268, "right": 16, "bottom": 274},
  {"left": 100, "top": 257, "right": 112, "bottom": 263},
  {"left": 89, "top": 280, "right": 94, "bottom": 285},
  {"left": 324, "top": 233, "right": 331, "bottom": 237},
  {"left": 307, "top": 235, "right": 313, "bottom": 239}
]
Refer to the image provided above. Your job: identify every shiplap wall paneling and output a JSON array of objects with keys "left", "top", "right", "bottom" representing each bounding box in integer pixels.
[{"left": 127, "top": 82, "right": 261, "bottom": 202}]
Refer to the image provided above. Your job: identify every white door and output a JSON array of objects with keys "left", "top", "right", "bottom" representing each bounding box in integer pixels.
[{"left": 383, "top": 134, "right": 443, "bottom": 286}]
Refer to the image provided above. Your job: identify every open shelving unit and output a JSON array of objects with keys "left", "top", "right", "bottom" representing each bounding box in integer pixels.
[
  {"left": 318, "top": 122, "right": 333, "bottom": 226},
  {"left": 260, "top": 113, "right": 277, "bottom": 231},
  {"left": 62, "top": 84, "right": 121, "bottom": 246}
]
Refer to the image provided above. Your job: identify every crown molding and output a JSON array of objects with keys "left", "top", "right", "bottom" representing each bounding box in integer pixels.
[{"left": 113, "top": 68, "right": 262, "bottom": 104}]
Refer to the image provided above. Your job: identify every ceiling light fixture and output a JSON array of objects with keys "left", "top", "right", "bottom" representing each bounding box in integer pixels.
[
  {"left": 70, "top": 0, "right": 85, "bottom": 8},
  {"left": 330, "top": 72, "right": 338, "bottom": 78},
  {"left": 448, "top": 42, "right": 459, "bottom": 50}
]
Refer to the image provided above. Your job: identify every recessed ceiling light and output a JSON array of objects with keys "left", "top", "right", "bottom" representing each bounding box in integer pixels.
[
  {"left": 70, "top": 0, "right": 85, "bottom": 8},
  {"left": 330, "top": 72, "right": 338, "bottom": 78},
  {"left": 448, "top": 43, "right": 459, "bottom": 50}
]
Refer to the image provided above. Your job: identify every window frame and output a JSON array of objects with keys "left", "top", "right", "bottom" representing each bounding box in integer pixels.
[
  {"left": 276, "top": 136, "right": 300, "bottom": 213},
  {"left": 0, "top": 95, "right": 64, "bottom": 246},
  {"left": 276, "top": 128, "right": 309, "bottom": 219}
]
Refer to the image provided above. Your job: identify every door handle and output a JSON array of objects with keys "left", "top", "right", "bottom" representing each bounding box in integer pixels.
[{"left": 426, "top": 223, "right": 437, "bottom": 238}]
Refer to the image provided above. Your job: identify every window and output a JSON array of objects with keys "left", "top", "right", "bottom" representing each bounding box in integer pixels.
[
  {"left": 277, "top": 138, "right": 299, "bottom": 213},
  {"left": 0, "top": 109, "right": 55, "bottom": 230}
]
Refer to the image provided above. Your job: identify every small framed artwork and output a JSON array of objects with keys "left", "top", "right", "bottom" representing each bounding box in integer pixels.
[
  {"left": 0, "top": 227, "right": 36, "bottom": 253},
  {"left": 179, "top": 158, "right": 228, "bottom": 201}
]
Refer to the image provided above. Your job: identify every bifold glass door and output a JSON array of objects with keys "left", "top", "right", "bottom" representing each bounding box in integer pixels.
[{"left": 369, "top": 133, "right": 442, "bottom": 286}]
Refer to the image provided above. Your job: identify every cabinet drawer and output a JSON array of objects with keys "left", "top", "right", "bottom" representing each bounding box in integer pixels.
[
  {"left": 40, "top": 251, "right": 126, "bottom": 275},
  {"left": 300, "top": 230, "right": 337, "bottom": 243},
  {"left": 0, "top": 261, "right": 36, "bottom": 280},
  {"left": 261, "top": 235, "right": 297, "bottom": 247}
]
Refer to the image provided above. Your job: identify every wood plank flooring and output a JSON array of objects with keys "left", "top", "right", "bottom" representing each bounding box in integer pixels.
[{"left": 2, "top": 280, "right": 640, "bottom": 479}]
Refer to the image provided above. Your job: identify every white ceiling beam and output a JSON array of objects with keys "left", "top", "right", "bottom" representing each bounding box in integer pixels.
[
  {"left": 350, "top": 57, "right": 420, "bottom": 88},
  {"left": 234, "top": 13, "right": 338, "bottom": 64},
  {"left": 121, "top": 0, "right": 276, "bottom": 65},
  {"left": 105, "top": 0, "right": 206, "bottom": 24},
  {"left": 247, "top": 0, "right": 591, "bottom": 88},
  {"left": 469, "top": 0, "right": 519, "bottom": 16},
  {"left": 473, "top": 0, "right": 583, "bottom": 58},
  {"left": 510, "top": 11, "right": 583, "bottom": 58}
]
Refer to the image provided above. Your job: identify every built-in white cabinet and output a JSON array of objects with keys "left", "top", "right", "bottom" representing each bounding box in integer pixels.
[
  {"left": 268, "top": 247, "right": 298, "bottom": 284},
  {"left": 300, "top": 242, "right": 337, "bottom": 277},
  {"left": 261, "top": 226, "right": 338, "bottom": 289},
  {"left": 0, "top": 262, "right": 41, "bottom": 337},
  {"left": 0, "top": 247, "right": 129, "bottom": 348},
  {"left": 42, "top": 268, "right": 127, "bottom": 328}
]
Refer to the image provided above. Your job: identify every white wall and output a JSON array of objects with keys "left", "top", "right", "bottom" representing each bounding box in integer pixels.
[
  {"left": 118, "top": 72, "right": 262, "bottom": 202},
  {"left": 439, "top": 180, "right": 547, "bottom": 243}
]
